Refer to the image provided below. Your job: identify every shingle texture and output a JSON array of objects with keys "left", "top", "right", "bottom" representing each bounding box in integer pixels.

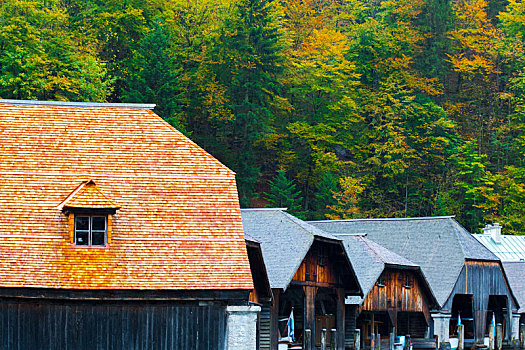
[
  {"left": 310, "top": 217, "right": 499, "bottom": 307},
  {"left": 240, "top": 209, "right": 339, "bottom": 290},
  {"left": 60, "top": 180, "right": 120, "bottom": 209},
  {"left": 502, "top": 262, "right": 525, "bottom": 312},
  {"left": 0, "top": 102, "right": 253, "bottom": 290}
]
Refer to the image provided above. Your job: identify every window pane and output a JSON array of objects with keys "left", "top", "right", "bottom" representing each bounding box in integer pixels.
[
  {"left": 75, "top": 216, "right": 89, "bottom": 230},
  {"left": 92, "top": 217, "right": 106, "bottom": 231},
  {"left": 91, "top": 231, "right": 105, "bottom": 246},
  {"left": 76, "top": 231, "right": 89, "bottom": 245}
]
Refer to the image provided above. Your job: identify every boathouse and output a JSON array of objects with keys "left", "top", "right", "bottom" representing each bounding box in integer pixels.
[
  {"left": 241, "top": 209, "right": 362, "bottom": 350},
  {"left": 311, "top": 217, "right": 519, "bottom": 347},
  {"left": 474, "top": 223, "right": 525, "bottom": 331},
  {"left": 0, "top": 100, "right": 257, "bottom": 350},
  {"left": 340, "top": 234, "right": 438, "bottom": 349}
]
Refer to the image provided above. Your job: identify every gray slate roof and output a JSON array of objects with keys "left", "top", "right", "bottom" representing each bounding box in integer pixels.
[
  {"left": 241, "top": 209, "right": 340, "bottom": 290},
  {"left": 310, "top": 217, "right": 499, "bottom": 307},
  {"left": 502, "top": 262, "right": 525, "bottom": 313},
  {"left": 339, "top": 234, "right": 419, "bottom": 305}
]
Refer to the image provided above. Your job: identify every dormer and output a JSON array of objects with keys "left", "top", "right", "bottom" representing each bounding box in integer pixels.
[{"left": 57, "top": 180, "right": 120, "bottom": 247}]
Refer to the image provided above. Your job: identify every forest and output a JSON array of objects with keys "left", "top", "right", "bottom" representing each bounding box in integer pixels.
[{"left": 2, "top": 0, "right": 525, "bottom": 233}]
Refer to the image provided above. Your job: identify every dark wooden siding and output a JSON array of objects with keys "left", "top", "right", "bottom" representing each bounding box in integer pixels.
[
  {"left": 362, "top": 269, "right": 430, "bottom": 317},
  {"left": 0, "top": 298, "right": 227, "bottom": 350},
  {"left": 292, "top": 241, "right": 341, "bottom": 286},
  {"left": 442, "top": 261, "right": 517, "bottom": 311}
]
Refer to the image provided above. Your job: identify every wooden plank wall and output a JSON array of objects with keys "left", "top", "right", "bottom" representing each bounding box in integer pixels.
[
  {"left": 442, "top": 261, "right": 517, "bottom": 342},
  {"left": 292, "top": 241, "right": 341, "bottom": 286},
  {"left": 0, "top": 298, "right": 227, "bottom": 350},
  {"left": 442, "top": 261, "right": 515, "bottom": 311},
  {"left": 361, "top": 269, "right": 430, "bottom": 316}
]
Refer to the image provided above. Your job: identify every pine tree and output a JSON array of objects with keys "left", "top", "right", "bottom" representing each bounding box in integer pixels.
[
  {"left": 215, "top": 0, "right": 284, "bottom": 206},
  {"left": 123, "top": 19, "right": 183, "bottom": 129},
  {"left": 264, "top": 170, "right": 304, "bottom": 218}
]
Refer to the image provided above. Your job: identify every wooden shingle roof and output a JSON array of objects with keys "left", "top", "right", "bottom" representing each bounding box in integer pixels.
[
  {"left": 0, "top": 100, "right": 253, "bottom": 290},
  {"left": 57, "top": 180, "right": 120, "bottom": 210}
]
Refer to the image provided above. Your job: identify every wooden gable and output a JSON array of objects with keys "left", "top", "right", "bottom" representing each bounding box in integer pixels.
[
  {"left": 291, "top": 240, "right": 356, "bottom": 290},
  {"left": 361, "top": 268, "right": 432, "bottom": 318}
]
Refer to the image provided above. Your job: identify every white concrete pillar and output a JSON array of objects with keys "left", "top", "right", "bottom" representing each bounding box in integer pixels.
[
  {"left": 226, "top": 305, "right": 261, "bottom": 350},
  {"left": 512, "top": 313, "right": 521, "bottom": 342},
  {"left": 432, "top": 313, "right": 451, "bottom": 344}
]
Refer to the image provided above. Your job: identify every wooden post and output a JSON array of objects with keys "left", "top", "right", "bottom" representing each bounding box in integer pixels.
[
  {"left": 331, "top": 328, "right": 337, "bottom": 350},
  {"left": 355, "top": 329, "right": 361, "bottom": 350},
  {"left": 497, "top": 323, "right": 503, "bottom": 350},
  {"left": 520, "top": 324, "right": 525, "bottom": 350},
  {"left": 458, "top": 324, "right": 464, "bottom": 350},
  {"left": 337, "top": 288, "right": 345, "bottom": 350},
  {"left": 371, "top": 313, "right": 376, "bottom": 350},
  {"left": 270, "top": 290, "right": 280, "bottom": 350},
  {"left": 305, "top": 329, "right": 312, "bottom": 350},
  {"left": 489, "top": 324, "right": 495, "bottom": 350},
  {"left": 304, "top": 286, "right": 317, "bottom": 350},
  {"left": 321, "top": 328, "right": 327, "bottom": 350}
]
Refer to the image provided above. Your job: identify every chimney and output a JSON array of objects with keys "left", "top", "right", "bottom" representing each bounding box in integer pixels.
[{"left": 484, "top": 223, "right": 502, "bottom": 243}]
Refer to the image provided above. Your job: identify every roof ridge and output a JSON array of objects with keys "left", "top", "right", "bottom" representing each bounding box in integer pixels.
[
  {"left": 241, "top": 208, "right": 288, "bottom": 211},
  {"left": 310, "top": 215, "right": 456, "bottom": 223},
  {"left": 0, "top": 99, "right": 155, "bottom": 109},
  {"left": 55, "top": 180, "right": 89, "bottom": 210},
  {"left": 358, "top": 236, "right": 388, "bottom": 264},
  {"left": 282, "top": 211, "right": 340, "bottom": 241}
]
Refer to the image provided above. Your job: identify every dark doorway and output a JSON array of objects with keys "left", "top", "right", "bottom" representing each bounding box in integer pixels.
[
  {"left": 486, "top": 295, "right": 508, "bottom": 337},
  {"left": 357, "top": 312, "right": 391, "bottom": 349},
  {"left": 450, "top": 294, "right": 474, "bottom": 340},
  {"left": 398, "top": 312, "right": 428, "bottom": 338},
  {"left": 279, "top": 286, "right": 305, "bottom": 344}
]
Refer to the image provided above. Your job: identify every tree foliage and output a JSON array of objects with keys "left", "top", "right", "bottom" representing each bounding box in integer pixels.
[{"left": 4, "top": 0, "right": 525, "bottom": 233}]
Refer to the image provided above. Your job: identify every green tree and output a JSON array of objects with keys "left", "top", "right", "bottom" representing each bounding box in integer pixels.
[
  {"left": 0, "top": 0, "right": 110, "bottom": 101},
  {"left": 123, "top": 19, "right": 183, "bottom": 129},
  {"left": 65, "top": 0, "right": 151, "bottom": 101},
  {"left": 213, "top": 0, "right": 285, "bottom": 206},
  {"left": 264, "top": 170, "right": 304, "bottom": 217}
]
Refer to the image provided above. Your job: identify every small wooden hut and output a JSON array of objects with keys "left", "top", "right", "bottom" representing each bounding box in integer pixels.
[
  {"left": 241, "top": 209, "right": 362, "bottom": 350},
  {"left": 339, "top": 234, "right": 438, "bottom": 349}
]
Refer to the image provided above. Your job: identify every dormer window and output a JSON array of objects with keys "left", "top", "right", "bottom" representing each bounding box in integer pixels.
[
  {"left": 75, "top": 215, "right": 107, "bottom": 246},
  {"left": 57, "top": 180, "right": 120, "bottom": 248}
]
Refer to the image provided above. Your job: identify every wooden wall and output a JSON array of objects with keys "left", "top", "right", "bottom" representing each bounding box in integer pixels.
[
  {"left": 442, "top": 261, "right": 516, "bottom": 311},
  {"left": 0, "top": 298, "right": 227, "bottom": 350},
  {"left": 441, "top": 260, "right": 517, "bottom": 342},
  {"left": 361, "top": 268, "right": 430, "bottom": 317},
  {"left": 291, "top": 241, "right": 345, "bottom": 287}
]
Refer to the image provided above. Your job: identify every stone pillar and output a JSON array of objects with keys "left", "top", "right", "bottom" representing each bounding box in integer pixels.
[
  {"left": 432, "top": 313, "right": 452, "bottom": 344},
  {"left": 226, "top": 305, "right": 261, "bottom": 350},
  {"left": 512, "top": 313, "right": 521, "bottom": 342}
]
